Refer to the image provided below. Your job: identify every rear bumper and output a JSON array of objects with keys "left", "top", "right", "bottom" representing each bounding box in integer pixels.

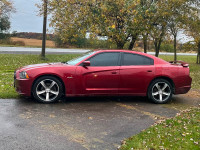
[
  {"left": 175, "top": 85, "right": 191, "bottom": 94},
  {"left": 175, "top": 76, "right": 192, "bottom": 94},
  {"left": 14, "top": 78, "right": 32, "bottom": 97}
]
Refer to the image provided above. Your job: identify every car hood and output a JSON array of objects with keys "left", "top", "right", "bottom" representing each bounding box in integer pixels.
[{"left": 17, "top": 62, "right": 69, "bottom": 71}]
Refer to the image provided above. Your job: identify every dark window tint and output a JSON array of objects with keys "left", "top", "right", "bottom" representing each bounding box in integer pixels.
[
  {"left": 87, "top": 52, "right": 120, "bottom": 66},
  {"left": 123, "top": 53, "right": 154, "bottom": 66}
]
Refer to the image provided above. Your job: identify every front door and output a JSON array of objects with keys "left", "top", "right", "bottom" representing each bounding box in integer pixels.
[{"left": 77, "top": 52, "right": 121, "bottom": 95}]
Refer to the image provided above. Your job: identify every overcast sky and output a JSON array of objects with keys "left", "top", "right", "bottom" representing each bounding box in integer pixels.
[
  {"left": 10, "top": 0, "right": 51, "bottom": 33},
  {"left": 10, "top": 0, "right": 193, "bottom": 43}
]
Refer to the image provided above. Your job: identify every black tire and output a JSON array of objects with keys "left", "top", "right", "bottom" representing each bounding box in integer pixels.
[
  {"left": 32, "top": 76, "right": 63, "bottom": 103},
  {"left": 148, "top": 79, "right": 173, "bottom": 104}
]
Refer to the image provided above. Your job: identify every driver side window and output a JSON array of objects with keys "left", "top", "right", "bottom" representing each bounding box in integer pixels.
[{"left": 87, "top": 52, "right": 120, "bottom": 66}]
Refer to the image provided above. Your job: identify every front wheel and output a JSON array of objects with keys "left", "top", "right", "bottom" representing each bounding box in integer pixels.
[
  {"left": 148, "top": 79, "right": 173, "bottom": 104},
  {"left": 32, "top": 76, "right": 63, "bottom": 103}
]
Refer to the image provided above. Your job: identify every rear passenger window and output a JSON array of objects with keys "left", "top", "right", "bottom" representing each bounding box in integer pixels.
[{"left": 122, "top": 53, "right": 154, "bottom": 66}]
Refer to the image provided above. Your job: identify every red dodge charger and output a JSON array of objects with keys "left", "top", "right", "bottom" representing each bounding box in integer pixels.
[{"left": 14, "top": 50, "right": 192, "bottom": 104}]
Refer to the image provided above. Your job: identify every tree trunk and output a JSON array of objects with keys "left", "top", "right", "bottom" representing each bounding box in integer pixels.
[
  {"left": 143, "top": 35, "right": 148, "bottom": 53},
  {"left": 116, "top": 42, "right": 125, "bottom": 49},
  {"left": 128, "top": 35, "right": 137, "bottom": 50},
  {"left": 157, "top": 35, "right": 163, "bottom": 57},
  {"left": 197, "top": 41, "right": 200, "bottom": 64},
  {"left": 154, "top": 27, "right": 165, "bottom": 57},
  {"left": 41, "top": 0, "right": 48, "bottom": 59},
  {"left": 155, "top": 47, "right": 159, "bottom": 57},
  {"left": 174, "top": 35, "right": 177, "bottom": 61},
  {"left": 154, "top": 39, "right": 162, "bottom": 57},
  {"left": 128, "top": 40, "right": 135, "bottom": 50}
]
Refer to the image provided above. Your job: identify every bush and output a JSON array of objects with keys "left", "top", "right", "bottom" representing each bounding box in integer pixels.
[
  {"left": 54, "top": 36, "right": 118, "bottom": 49},
  {"left": 0, "top": 38, "right": 25, "bottom": 46},
  {"left": 85, "top": 38, "right": 117, "bottom": 49},
  {"left": 0, "top": 33, "right": 10, "bottom": 39},
  {"left": 12, "top": 41, "right": 25, "bottom": 46},
  {"left": 160, "top": 43, "right": 174, "bottom": 52},
  {"left": 179, "top": 42, "right": 197, "bottom": 52}
]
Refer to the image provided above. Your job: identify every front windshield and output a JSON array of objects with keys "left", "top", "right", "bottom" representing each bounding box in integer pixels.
[{"left": 67, "top": 51, "right": 95, "bottom": 65}]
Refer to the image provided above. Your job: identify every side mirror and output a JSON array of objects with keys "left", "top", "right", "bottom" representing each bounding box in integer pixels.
[{"left": 83, "top": 61, "right": 90, "bottom": 67}]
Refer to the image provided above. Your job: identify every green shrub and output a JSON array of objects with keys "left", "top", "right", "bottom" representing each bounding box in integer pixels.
[
  {"left": 179, "top": 42, "right": 197, "bottom": 52},
  {"left": 160, "top": 43, "right": 174, "bottom": 52},
  {"left": 54, "top": 36, "right": 118, "bottom": 49},
  {"left": 0, "top": 38, "right": 25, "bottom": 46}
]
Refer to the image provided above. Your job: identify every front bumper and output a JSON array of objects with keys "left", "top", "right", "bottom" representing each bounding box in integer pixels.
[{"left": 14, "top": 72, "right": 32, "bottom": 97}]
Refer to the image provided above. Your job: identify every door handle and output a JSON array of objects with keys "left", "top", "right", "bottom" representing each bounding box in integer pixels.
[
  {"left": 111, "top": 71, "right": 117, "bottom": 74},
  {"left": 147, "top": 70, "right": 152, "bottom": 72}
]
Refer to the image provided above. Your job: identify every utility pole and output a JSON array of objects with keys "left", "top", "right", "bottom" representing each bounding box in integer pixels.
[{"left": 41, "top": 0, "right": 47, "bottom": 59}]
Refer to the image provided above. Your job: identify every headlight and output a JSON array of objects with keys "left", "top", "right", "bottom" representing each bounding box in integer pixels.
[{"left": 19, "top": 71, "right": 29, "bottom": 79}]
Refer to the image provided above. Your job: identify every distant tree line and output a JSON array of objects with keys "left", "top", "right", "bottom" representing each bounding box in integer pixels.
[{"left": 12, "top": 32, "right": 55, "bottom": 41}]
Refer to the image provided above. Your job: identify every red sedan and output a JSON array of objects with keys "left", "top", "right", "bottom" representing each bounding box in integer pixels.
[{"left": 14, "top": 50, "right": 192, "bottom": 104}]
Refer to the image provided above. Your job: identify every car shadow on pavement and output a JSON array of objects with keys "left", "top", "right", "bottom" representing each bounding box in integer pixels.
[
  {"left": 15, "top": 96, "right": 156, "bottom": 107},
  {"left": 17, "top": 94, "right": 199, "bottom": 107},
  {"left": 18, "top": 95, "right": 179, "bottom": 105},
  {"left": 64, "top": 96, "right": 149, "bottom": 104}
]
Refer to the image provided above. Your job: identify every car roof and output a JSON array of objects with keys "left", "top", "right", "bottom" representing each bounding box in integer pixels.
[{"left": 94, "top": 49, "right": 148, "bottom": 54}]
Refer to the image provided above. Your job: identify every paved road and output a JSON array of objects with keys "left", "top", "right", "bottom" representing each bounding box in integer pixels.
[
  {"left": 0, "top": 46, "right": 197, "bottom": 56},
  {"left": 0, "top": 47, "right": 90, "bottom": 54},
  {"left": 147, "top": 52, "right": 197, "bottom": 56},
  {"left": 0, "top": 94, "right": 199, "bottom": 150}
]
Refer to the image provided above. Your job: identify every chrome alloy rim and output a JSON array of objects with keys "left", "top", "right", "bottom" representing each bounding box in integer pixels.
[
  {"left": 36, "top": 79, "right": 59, "bottom": 102},
  {"left": 152, "top": 82, "right": 171, "bottom": 102}
]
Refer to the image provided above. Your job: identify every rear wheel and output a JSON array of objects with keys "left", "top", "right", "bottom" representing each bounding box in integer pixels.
[
  {"left": 32, "top": 76, "right": 63, "bottom": 103},
  {"left": 148, "top": 79, "right": 172, "bottom": 104}
]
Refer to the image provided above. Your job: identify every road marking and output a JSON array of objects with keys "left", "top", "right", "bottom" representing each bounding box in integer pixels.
[{"left": 117, "top": 103, "right": 166, "bottom": 120}]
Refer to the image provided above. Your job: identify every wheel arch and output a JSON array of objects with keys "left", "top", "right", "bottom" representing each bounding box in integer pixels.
[
  {"left": 31, "top": 74, "right": 66, "bottom": 96},
  {"left": 148, "top": 76, "right": 175, "bottom": 95}
]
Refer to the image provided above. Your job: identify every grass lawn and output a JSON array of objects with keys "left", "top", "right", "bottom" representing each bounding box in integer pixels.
[{"left": 120, "top": 107, "right": 200, "bottom": 150}]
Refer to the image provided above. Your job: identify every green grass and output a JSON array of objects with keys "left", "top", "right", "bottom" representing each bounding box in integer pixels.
[
  {"left": 0, "top": 54, "right": 199, "bottom": 99},
  {"left": 0, "top": 54, "right": 79, "bottom": 98},
  {"left": 120, "top": 108, "right": 200, "bottom": 150}
]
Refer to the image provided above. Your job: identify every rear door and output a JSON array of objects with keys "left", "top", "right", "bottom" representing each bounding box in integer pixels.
[
  {"left": 76, "top": 52, "right": 121, "bottom": 95},
  {"left": 119, "top": 52, "right": 155, "bottom": 95}
]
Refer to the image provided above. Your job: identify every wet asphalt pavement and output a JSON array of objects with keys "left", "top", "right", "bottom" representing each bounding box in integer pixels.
[
  {"left": 0, "top": 47, "right": 90, "bottom": 54},
  {"left": 0, "top": 95, "right": 199, "bottom": 150}
]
